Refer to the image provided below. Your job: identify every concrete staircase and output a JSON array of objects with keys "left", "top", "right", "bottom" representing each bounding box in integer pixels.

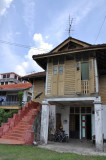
[{"left": 0, "top": 101, "right": 41, "bottom": 145}]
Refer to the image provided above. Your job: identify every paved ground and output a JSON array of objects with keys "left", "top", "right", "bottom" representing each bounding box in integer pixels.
[{"left": 39, "top": 139, "right": 106, "bottom": 156}]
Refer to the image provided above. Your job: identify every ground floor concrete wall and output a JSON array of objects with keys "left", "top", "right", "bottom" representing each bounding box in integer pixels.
[
  {"left": 92, "top": 114, "right": 95, "bottom": 137},
  {"left": 102, "top": 105, "right": 106, "bottom": 139},
  {"left": 56, "top": 105, "right": 70, "bottom": 136},
  {"left": 49, "top": 105, "right": 56, "bottom": 133}
]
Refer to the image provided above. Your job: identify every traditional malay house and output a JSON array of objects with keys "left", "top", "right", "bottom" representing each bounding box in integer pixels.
[{"left": 32, "top": 37, "right": 106, "bottom": 152}]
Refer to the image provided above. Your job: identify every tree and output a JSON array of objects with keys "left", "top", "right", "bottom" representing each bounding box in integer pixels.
[{"left": 18, "top": 91, "right": 24, "bottom": 107}]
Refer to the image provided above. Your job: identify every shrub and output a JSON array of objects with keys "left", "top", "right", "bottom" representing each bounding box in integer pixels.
[{"left": 0, "top": 109, "right": 18, "bottom": 127}]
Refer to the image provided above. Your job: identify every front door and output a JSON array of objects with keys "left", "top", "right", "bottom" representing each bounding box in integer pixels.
[{"left": 81, "top": 115, "right": 86, "bottom": 139}]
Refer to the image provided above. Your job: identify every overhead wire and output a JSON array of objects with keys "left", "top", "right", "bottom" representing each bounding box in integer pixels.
[
  {"left": 94, "top": 16, "right": 106, "bottom": 44},
  {"left": 0, "top": 39, "right": 50, "bottom": 52}
]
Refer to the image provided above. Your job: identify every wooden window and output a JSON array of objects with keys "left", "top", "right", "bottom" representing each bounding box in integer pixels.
[
  {"left": 53, "top": 66, "right": 58, "bottom": 74},
  {"left": 59, "top": 66, "right": 63, "bottom": 73},
  {"left": 53, "top": 57, "right": 58, "bottom": 65},
  {"left": 76, "top": 63, "right": 80, "bottom": 71},
  {"left": 59, "top": 56, "right": 64, "bottom": 64},
  {"left": 81, "top": 62, "right": 89, "bottom": 80}
]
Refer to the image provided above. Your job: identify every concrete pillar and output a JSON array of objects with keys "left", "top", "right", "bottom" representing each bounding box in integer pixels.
[
  {"left": 49, "top": 105, "right": 56, "bottom": 133},
  {"left": 94, "top": 101, "right": 104, "bottom": 152},
  {"left": 40, "top": 100, "right": 49, "bottom": 144}
]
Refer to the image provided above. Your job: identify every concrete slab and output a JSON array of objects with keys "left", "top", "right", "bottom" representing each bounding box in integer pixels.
[{"left": 38, "top": 139, "right": 106, "bottom": 156}]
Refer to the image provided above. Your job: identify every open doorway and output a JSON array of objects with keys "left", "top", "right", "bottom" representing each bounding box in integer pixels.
[
  {"left": 70, "top": 114, "right": 79, "bottom": 139},
  {"left": 86, "top": 115, "right": 91, "bottom": 139}
]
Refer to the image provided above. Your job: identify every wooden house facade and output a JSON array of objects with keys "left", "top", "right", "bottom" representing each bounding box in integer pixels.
[{"left": 32, "top": 37, "right": 106, "bottom": 151}]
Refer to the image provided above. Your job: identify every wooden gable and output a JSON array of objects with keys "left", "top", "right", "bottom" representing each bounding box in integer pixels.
[{"left": 51, "top": 37, "right": 91, "bottom": 53}]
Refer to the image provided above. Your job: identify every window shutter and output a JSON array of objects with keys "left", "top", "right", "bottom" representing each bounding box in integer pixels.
[
  {"left": 89, "top": 59, "right": 95, "bottom": 93},
  {"left": 75, "top": 62, "right": 81, "bottom": 93}
]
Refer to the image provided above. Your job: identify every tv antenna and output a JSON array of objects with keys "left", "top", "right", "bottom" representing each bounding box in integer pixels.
[{"left": 68, "top": 15, "right": 73, "bottom": 37}]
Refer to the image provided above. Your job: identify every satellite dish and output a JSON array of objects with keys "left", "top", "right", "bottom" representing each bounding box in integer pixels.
[{"left": 35, "top": 92, "right": 43, "bottom": 99}]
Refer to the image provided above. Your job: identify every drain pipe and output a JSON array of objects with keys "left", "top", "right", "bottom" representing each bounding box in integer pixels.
[{"left": 94, "top": 58, "right": 99, "bottom": 93}]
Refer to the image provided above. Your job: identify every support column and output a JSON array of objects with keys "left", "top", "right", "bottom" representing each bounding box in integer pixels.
[
  {"left": 94, "top": 100, "right": 104, "bottom": 152},
  {"left": 49, "top": 105, "right": 56, "bottom": 133},
  {"left": 40, "top": 100, "right": 49, "bottom": 144}
]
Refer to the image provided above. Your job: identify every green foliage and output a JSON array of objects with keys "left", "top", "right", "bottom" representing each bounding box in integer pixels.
[
  {"left": 18, "top": 91, "right": 24, "bottom": 107},
  {"left": 0, "top": 109, "right": 18, "bottom": 127}
]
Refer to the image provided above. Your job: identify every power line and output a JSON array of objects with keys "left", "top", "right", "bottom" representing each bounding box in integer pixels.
[
  {"left": 95, "top": 16, "right": 106, "bottom": 44},
  {"left": 0, "top": 39, "right": 50, "bottom": 52}
]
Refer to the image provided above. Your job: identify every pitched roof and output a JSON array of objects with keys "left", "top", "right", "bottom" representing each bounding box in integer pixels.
[
  {"left": 33, "top": 43, "right": 106, "bottom": 59},
  {"left": 50, "top": 37, "right": 91, "bottom": 53},
  {"left": 22, "top": 71, "right": 46, "bottom": 80},
  {"left": 0, "top": 83, "right": 32, "bottom": 91}
]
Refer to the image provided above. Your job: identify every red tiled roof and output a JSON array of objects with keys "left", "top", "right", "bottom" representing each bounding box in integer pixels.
[
  {"left": 0, "top": 83, "right": 32, "bottom": 90},
  {"left": 22, "top": 71, "right": 46, "bottom": 79}
]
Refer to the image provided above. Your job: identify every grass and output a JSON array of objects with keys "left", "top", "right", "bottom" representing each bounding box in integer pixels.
[{"left": 0, "top": 145, "right": 106, "bottom": 160}]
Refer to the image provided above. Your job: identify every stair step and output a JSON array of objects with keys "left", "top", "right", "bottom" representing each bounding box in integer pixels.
[
  {"left": 0, "top": 104, "right": 39, "bottom": 144},
  {"left": 2, "top": 135, "right": 25, "bottom": 140}
]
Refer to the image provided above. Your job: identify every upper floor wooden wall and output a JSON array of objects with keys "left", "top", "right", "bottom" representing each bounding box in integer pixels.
[
  {"left": 46, "top": 57, "right": 96, "bottom": 97},
  {"left": 99, "top": 75, "right": 106, "bottom": 105}
]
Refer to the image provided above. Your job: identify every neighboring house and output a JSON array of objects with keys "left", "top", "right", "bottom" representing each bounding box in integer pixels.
[
  {"left": 0, "top": 72, "right": 25, "bottom": 85},
  {"left": 22, "top": 71, "right": 46, "bottom": 104},
  {"left": 0, "top": 83, "right": 32, "bottom": 109},
  {"left": 32, "top": 37, "right": 106, "bottom": 151}
]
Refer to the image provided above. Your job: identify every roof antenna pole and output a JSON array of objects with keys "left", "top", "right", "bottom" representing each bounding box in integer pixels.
[{"left": 68, "top": 15, "right": 73, "bottom": 37}]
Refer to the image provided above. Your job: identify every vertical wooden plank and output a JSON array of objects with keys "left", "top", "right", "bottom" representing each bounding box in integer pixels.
[
  {"left": 89, "top": 59, "right": 95, "bottom": 93},
  {"left": 75, "top": 62, "right": 81, "bottom": 93}
]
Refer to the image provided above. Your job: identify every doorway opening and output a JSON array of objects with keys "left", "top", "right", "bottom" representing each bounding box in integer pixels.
[
  {"left": 86, "top": 115, "right": 91, "bottom": 140},
  {"left": 70, "top": 114, "right": 79, "bottom": 139}
]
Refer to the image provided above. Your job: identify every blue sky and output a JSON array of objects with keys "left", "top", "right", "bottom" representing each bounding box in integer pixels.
[{"left": 0, "top": 0, "right": 106, "bottom": 76}]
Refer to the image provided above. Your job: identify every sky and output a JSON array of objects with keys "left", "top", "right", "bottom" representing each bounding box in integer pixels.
[{"left": 0, "top": 0, "right": 106, "bottom": 76}]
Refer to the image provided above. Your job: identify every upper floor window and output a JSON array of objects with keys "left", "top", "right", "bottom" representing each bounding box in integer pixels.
[
  {"left": 18, "top": 78, "right": 22, "bottom": 81},
  {"left": 59, "top": 66, "right": 63, "bottom": 73},
  {"left": 53, "top": 66, "right": 58, "bottom": 74},
  {"left": 81, "top": 62, "right": 89, "bottom": 80},
  {"left": 53, "top": 56, "right": 64, "bottom": 65},
  {"left": 5, "top": 82, "right": 8, "bottom": 85},
  {"left": 3, "top": 75, "right": 6, "bottom": 78},
  {"left": 53, "top": 57, "right": 58, "bottom": 65},
  {"left": 59, "top": 56, "right": 64, "bottom": 64},
  {"left": 76, "top": 63, "right": 80, "bottom": 71},
  {"left": 7, "top": 74, "right": 10, "bottom": 78},
  {"left": 15, "top": 75, "right": 17, "bottom": 79},
  {"left": 1, "top": 82, "right": 4, "bottom": 85},
  {"left": 53, "top": 56, "right": 64, "bottom": 74}
]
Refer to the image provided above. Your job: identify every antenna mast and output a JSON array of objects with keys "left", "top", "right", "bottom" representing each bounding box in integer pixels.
[{"left": 68, "top": 15, "right": 73, "bottom": 37}]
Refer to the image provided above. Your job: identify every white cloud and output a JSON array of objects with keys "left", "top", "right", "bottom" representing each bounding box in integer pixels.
[
  {"left": 0, "top": 0, "right": 13, "bottom": 16},
  {"left": 15, "top": 33, "right": 53, "bottom": 76}
]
